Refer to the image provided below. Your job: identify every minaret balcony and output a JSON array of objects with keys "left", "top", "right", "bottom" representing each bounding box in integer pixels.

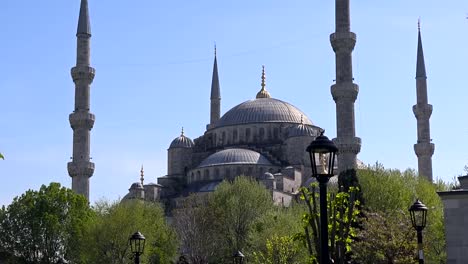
[
  {"left": 330, "top": 32, "right": 356, "bottom": 53},
  {"left": 67, "top": 161, "right": 95, "bottom": 177},
  {"left": 333, "top": 137, "right": 361, "bottom": 155},
  {"left": 69, "top": 112, "right": 95, "bottom": 129},
  {"left": 412, "top": 104, "right": 433, "bottom": 119},
  {"left": 331, "top": 83, "right": 359, "bottom": 101},
  {"left": 71, "top": 66, "right": 95, "bottom": 82},
  {"left": 414, "top": 142, "right": 435, "bottom": 157}
]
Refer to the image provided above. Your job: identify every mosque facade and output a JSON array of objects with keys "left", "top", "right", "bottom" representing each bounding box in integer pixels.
[{"left": 125, "top": 64, "right": 325, "bottom": 206}]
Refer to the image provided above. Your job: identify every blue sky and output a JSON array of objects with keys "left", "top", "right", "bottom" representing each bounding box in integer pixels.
[{"left": 1, "top": 1, "right": 467, "bottom": 206}]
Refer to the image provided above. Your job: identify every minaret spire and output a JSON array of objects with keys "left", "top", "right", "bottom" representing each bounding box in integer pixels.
[
  {"left": 209, "top": 45, "right": 221, "bottom": 128},
  {"left": 416, "top": 20, "right": 426, "bottom": 78},
  {"left": 68, "top": 0, "right": 96, "bottom": 200},
  {"left": 413, "top": 21, "right": 434, "bottom": 181},
  {"left": 330, "top": 0, "right": 361, "bottom": 172},
  {"left": 77, "top": 0, "right": 91, "bottom": 36}
]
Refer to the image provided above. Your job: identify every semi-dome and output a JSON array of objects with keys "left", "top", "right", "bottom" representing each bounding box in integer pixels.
[
  {"left": 129, "top": 182, "right": 143, "bottom": 189},
  {"left": 288, "top": 123, "right": 317, "bottom": 138},
  {"left": 198, "top": 148, "right": 272, "bottom": 168},
  {"left": 214, "top": 98, "right": 313, "bottom": 128},
  {"left": 169, "top": 128, "right": 194, "bottom": 149}
]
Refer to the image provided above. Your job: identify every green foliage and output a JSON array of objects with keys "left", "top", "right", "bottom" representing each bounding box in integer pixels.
[
  {"left": 0, "top": 182, "right": 93, "bottom": 263},
  {"left": 0, "top": 153, "right": 4, "bottom": 160},
  {"left": 250, "top": 206, "right": 308, "bottom": 263},
  {"left": 352, "top": 211, "right": 417, "bottom": 263},
  {"left": 172, "top": 194, "right": 219, "bottom": 264},
  {"left": 206, "top": 176, "right": 274, "bottom": 261},
  {"left": 296, "top": 179, "right": 360, "bottom": 264},
  {"left": 81, "top": 199, "right": 178, "bottom": 264},
  {"left": 173, "top": 176, "right": 309, "bottom": 263},
  {"left": 355, "top": 163, "right": 446, "bottom": 263},
  {"left": 252, "top": 235, "right": 300, "bottom": 264}
]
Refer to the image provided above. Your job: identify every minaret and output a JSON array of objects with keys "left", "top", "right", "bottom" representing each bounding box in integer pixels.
[
  {"left": 67, "top": 0, "right": 95, "bottom": 200},
  {"left": 209, "top": 46, "right": 221, "bottom": 127},
  {"left": 140, "top": 165, "right": 144, "bottom": 185},
  {"left": 330, "top": 0, "right": 361, "bottom": 172},
  {"left": 413, "top": 21, "right": 434, "bottom": 181}
]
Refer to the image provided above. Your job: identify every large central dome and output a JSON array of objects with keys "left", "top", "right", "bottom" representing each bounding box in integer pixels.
[{"left": 214, "top": 98, "right": 313, "bottom": 128}]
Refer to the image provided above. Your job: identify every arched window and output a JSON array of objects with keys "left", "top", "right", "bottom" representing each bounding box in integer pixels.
[
  {"left": 236, "top": 167, "right": 242, "bottom": 176},
  {"left": 204, "top": 170, "right": 210, "bottom": 181},
  {"left": 259, "top": 127, "right": 265, "bottom": 140},
  {"left": 196, "top": 171, "right": 201, "bottom": 181},
  {"left": 273, "top": 127, "right": 279, "bottom": 139},
  {"left": 233, "top": 129, "right": 238, "bottom": 142},
  {"left": 246, "top": 128, "right": 251, "bottom": 141}
]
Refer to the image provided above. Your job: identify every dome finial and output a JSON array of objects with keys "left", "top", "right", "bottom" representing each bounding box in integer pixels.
[
  {"left": 214, "top": 42, "right": 217, "bottom": 57},
  {"left": 261, "top": 65, "right": 266, "bottom": 89},
  {"left": 140, "top": 165, "right": 144, "bottom": 185},
  {"left": 418, "top": 17, "right": 421, "bottom": 31},
  {"left": 181, "top": 127, "right": 184, "bottom": 136},
  {"left": 256, "top": 65, "right": 271, "bottom": 99}
]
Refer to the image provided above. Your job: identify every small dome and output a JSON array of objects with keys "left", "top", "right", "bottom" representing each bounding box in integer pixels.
[
  {"left": 198, "top": 148, "right": 272, "bottom": 168},
  {"left": 288, "top": 123, "right": 316, "bottom": 138},
  {"left": 169, "top": 129, "right": 194, "bottom": 149},
  {"left": 264, "top": 172, "right": 275, "bottom": 180},
  {"left": 130, "top": 182, "right": 143, "bottom": 190}
]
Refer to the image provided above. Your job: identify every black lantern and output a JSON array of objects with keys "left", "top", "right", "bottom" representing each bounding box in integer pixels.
[
  {"left": 233, "top": 250, "right": 245, "bottom": 264},
  {"left": 306, "top": 131, "right": 338, "bottom": 178},
  {"left": 409, "top": 199, "right": 428, "bottom": 264},
  {"left": 306, "top": 131, "right": 338, "bottom": 264},
  {"left": 129, "top": 231, "right": 146, "bottom": 264},
  {"left": 409, "top": 199, "right": 428, "bottom": 230}
]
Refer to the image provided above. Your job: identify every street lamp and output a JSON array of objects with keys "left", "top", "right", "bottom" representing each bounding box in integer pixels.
[
  {"left": 409, "top": 199, "right": 428, "bottom": 264},
  {"left": 129, "top": 231, "right": 146, "bottom": 264},
  {"left": 233, "top": 250, "right": 245, "bottom": 264},
  {"left": 306, "top": 131, "right": 338, "bottom": 264}
]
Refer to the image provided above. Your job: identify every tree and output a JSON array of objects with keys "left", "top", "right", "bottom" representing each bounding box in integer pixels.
[
  {"left": 354, "top": 164, "right": 447, "bottom": 263},
  {"left": 352, "top": 211, "right": 417, "bottom": 263},
  {"left": 206, "top": 176, "right": 274, "bottom": 261},
  {"left": 172, "top": 195, "right": 218, "bottom": 264},
  {"left": 0, "top": 182, "right": 93, "bottom": 264},
  {"left": 252, "top": 235, "right": 300, "bottom": 264},
  {"left": 80, "top": 199, "right": 178, "bottom": 264},
  {"left": 296, "top": 177, "right": 360, "bottom": 264},
  {"left": 249, "top": 205, "right": 309, "bottom": 264}
]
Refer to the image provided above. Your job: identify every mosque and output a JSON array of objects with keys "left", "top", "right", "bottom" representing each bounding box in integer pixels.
[
  {"left": 124, "top": 63, "right": 326, "bottom": 206},
  {"left": 68, "top": 0, "right": 434, "bottom": 208}
]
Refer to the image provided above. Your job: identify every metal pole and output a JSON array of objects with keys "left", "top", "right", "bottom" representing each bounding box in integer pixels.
[
  {"left": 417, "top": 228, "right": 424, "bottom": 264},
  {"left": 319, "top": 178, "right": 330, "bottom": 264},
  {"left": 135, "top": 253, "right": 140, "bottom": 264}
]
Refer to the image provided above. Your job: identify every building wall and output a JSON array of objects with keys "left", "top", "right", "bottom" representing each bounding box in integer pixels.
[{"left": 439, "top": 176, "right": 468, "bottom": 263}]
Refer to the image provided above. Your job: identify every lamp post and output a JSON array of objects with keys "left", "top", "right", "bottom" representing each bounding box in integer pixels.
[
  {"left": 129, "top": 231, "right": 146, "bottom": 264},
  {"left": 409, "top": 199, "right": 428, "bottom": 264},
  {"left": 306, "top": 132, "right": 338, "bottom": 264},
  {"left": 233, "top": 250, "right": 245, "bottom": 264}
]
